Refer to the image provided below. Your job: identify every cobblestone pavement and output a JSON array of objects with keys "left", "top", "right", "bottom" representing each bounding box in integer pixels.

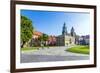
[{"left": 21, "top": 46, "right": 89, "bottom": 63}]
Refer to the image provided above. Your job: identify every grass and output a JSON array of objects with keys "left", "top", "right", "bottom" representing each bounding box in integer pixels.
[
  {"left": 21, "top": 46, "right": 51, "bottom": 52},
  {"left": 67, "top": 45, "right": 89, "bottom": 54},
  {"left": 21, "top": 47, "right": 39, "bottom": 51},
  {"left": 21, "top": 46, "right": 60, "bottom": 51}
]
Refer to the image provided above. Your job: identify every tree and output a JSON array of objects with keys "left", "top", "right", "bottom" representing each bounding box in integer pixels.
[
  {"left": 38, "top": 33, "right": 49, "bottom": 46},
  {"left": 21, "top": 16, "right": 33, "bottom": 48},
  {"left": 42, "top": 33, "right": 49, "bottom": 46}
]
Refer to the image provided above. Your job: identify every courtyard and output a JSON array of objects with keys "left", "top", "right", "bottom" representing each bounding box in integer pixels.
[{"left": 21, "top": 46, "right": 89, "bottom": 63}]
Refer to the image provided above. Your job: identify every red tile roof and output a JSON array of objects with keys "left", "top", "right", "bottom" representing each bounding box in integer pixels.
[{"left": 33, "top": 31, "right": 43, "bottom": 36}]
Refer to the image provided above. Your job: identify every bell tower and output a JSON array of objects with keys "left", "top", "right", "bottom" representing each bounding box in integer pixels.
[
  {"left": 71, "top": 27, "right": 76, "bottom": 36},
  {"left": 62, "top": 22, "right": 67, "bottom": 35}
]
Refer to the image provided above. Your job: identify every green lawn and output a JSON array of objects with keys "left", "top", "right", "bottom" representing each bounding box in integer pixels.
[
  {"left": 21, "top": 46, "right": 59, "bottom": 51},
  {"left": 67, "top": 45, "right": 89, "bottom": 54},
  {"left": 21, "top": 47, "right": 39, "bottom": 51},
  {"left": 21, "top": 46, "right": 50, "bottom": 52}
]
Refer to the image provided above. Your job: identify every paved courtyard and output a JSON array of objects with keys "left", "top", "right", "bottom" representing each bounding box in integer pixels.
[{"left": 21, "top": 46, "right": 89, "bottom": 63}]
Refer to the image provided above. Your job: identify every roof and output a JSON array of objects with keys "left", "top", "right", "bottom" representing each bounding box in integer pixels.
[{"left": 33, "top": 31, "right": 43, "bottom": 36}]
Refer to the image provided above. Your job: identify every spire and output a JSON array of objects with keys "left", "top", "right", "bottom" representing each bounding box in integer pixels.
[
  {"left": 71, "top": 27, "right": 76, "bottom": 36},
  {"left": 62, "top": 22, "right": 67, "bottom": 35},
  {"left": 71, "top": 27, "right": 74, "bottom": 32}
]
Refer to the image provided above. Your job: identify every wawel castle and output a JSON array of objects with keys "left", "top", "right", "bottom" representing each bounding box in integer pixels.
[{"left": 29, "top": 23, "right": 89, "bottom": 47}]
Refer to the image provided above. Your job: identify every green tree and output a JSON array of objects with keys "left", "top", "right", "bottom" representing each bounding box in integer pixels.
[
  {"left": 21, "top": 16, "right": 33, "bottom": 48},
  {"left": 38, "top": 33, "right": 49, "bottom": 47},
  {"left": 42, "top": 33, "right": 49, "bottom": 43}
]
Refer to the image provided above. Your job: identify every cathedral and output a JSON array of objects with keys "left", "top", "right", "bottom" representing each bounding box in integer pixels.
[
  {"left": 29, "top": 22, "right": 89, "bottom": 47},
  {"left": 56, "top": 23, "right": 76, "bottom": 46}
]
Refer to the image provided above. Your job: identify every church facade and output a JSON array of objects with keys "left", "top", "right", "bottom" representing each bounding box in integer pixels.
[{"left": 56, "top": 23, "right": 76, "bottom": 46}]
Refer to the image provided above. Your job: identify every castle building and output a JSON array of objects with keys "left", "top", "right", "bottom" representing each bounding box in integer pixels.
[
  {"left": 48, "top": 36, "right": 56, "bottom": 46},
  {"left": 32, "top": 31, "right": 43, "bottom": 39},
  {"left": 29, "top": 23, "right": 89, "bottom": 47},
  {"left": 29, "top": 31, "right": 43, "bottom": 46},
  {"left": 56, "top": 23, "right": 76, "bottom": 46}
]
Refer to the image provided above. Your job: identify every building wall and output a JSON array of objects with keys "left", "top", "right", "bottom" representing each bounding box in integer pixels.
[
  {"left": 64, "top": 35, "right": 75, "bottom": 46},
  {"left": 56, "top": 35, "right": 75, "bottom": 46},
  {"left": 56, "top": 35, "right": 64, "bottom": 46}
]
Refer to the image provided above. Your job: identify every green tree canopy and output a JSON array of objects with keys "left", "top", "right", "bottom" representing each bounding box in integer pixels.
[
  {"left": 38, "top": 33, "right": 49, "bottom": 46},
  {"left": 21, "top": 16, "right": 33, "bottom": 48},
  {"left": 42, "top": 33, "right": 49, "bottom": 41}
]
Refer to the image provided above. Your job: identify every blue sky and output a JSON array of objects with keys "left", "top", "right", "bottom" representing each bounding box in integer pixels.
[{"left": 21, "top": 10, "right": 90, "bottom": 36}]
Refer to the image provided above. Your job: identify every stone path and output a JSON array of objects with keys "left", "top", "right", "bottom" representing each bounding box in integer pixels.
[{"left": 21, "top": 46, "right": 89, "bottom": 63}]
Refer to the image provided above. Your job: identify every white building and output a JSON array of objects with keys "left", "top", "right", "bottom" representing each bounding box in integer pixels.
[{"left": 56, "top": 23, "right": 76, "bottom": 46}]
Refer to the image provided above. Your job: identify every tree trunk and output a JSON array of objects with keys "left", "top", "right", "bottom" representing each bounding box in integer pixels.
[{"left": 21, "top": 41, "right": 25, "bottom": 48}]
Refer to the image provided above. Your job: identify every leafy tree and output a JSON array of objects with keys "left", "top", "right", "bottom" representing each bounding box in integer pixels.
[
  {"left": 38, "top": 33, "right": 49, "bottom": 46},
  {"left": 21, "top": 16, "right": 33, "bottom": 48},
  {"left": 42, "top": 33, "right": 48, "bottom": 42}
]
